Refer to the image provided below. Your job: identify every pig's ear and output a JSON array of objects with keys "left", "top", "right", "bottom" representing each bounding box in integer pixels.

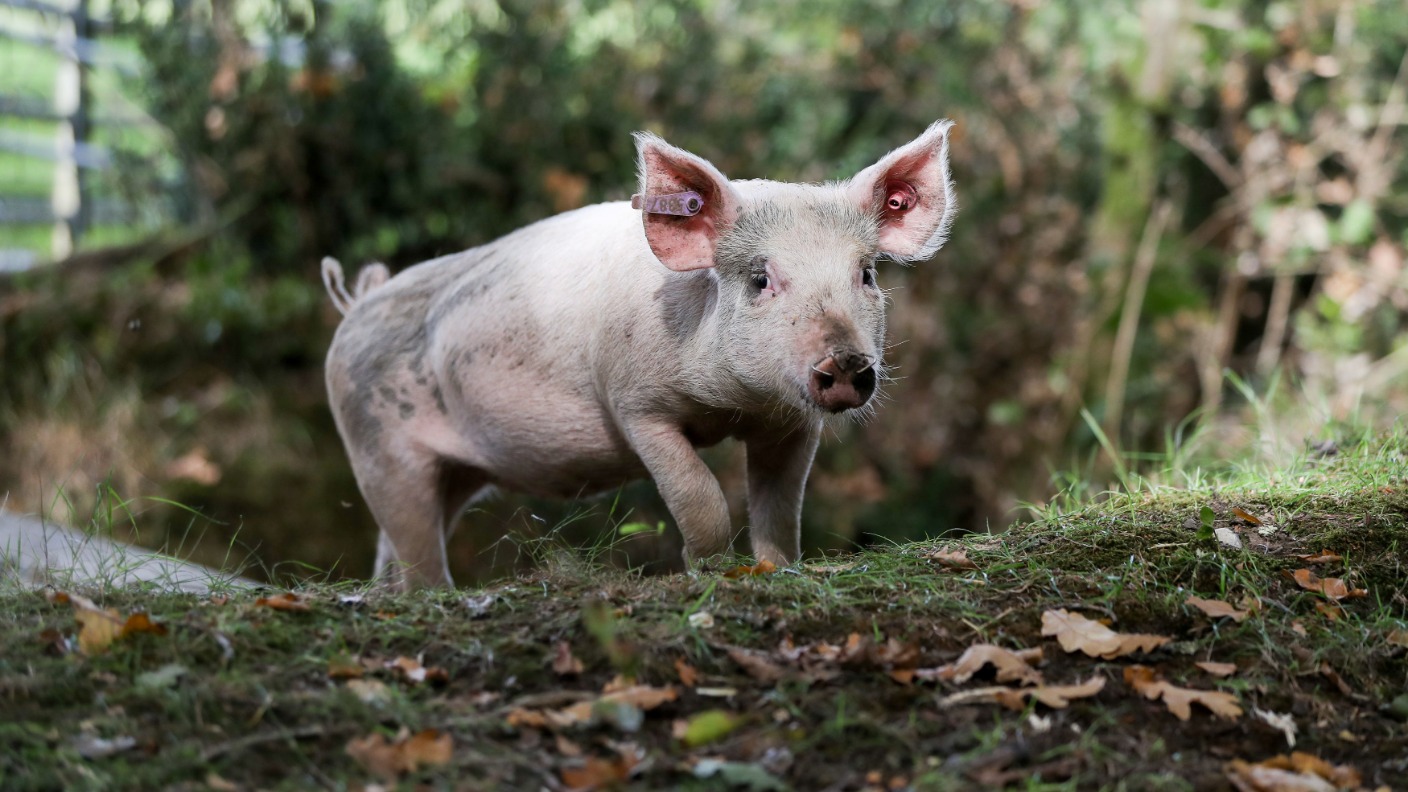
[
  {"left": 846, "top": 120, "right": 956, "bottom": 262},
  {"left": 634, "top": 132, "right": 742, "bottom": 272}
]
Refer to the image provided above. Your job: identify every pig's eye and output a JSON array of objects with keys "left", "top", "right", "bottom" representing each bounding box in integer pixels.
[
  {"left": 861, "top": 268, "right": 877, "bottom": 288},
  {"left": 751, "top": 273, "right": 770, "bottom": 292}
]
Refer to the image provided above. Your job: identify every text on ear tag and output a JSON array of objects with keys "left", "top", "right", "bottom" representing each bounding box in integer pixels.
[{"left": 631, "top": 191, "right": 704, "bottom": 217}]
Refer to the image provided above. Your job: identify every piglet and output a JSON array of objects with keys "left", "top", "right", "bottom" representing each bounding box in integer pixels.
[{"left": 323, "top": 121, "right": 956, "bottom": 589}]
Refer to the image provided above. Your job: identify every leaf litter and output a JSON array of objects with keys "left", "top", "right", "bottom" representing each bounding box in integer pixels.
[{"left": 16, "top": 439, "right": 1408, "bottom": 790}]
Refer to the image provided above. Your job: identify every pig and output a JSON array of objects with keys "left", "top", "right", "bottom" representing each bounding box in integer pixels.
[{"left": 322, "top": 121, "right": 956, "bottom": 589}]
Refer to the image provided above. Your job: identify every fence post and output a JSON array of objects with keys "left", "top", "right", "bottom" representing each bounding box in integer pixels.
[{"left": 49, "top": 0, "right": 90, "bottom": 259}]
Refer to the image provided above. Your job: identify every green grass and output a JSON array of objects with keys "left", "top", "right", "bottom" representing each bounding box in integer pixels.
[{"left": 2, "top": 433, "right": 1405, "bottom": 790}]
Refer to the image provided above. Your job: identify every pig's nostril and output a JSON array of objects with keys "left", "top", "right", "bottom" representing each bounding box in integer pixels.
[
  {"left": 853, "top": 365, "right": 877, "bottom": 397},
  {"left": 810, "top": 364, "right": 836, "bottom": 389}
]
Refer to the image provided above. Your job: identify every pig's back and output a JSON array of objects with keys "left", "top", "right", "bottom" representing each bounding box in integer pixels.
[{"left": 419, "top": 202, "right": 676, "bottom": 495}]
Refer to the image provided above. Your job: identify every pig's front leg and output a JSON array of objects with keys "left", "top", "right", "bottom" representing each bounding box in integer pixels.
[
  {"left": 623, "top": 420, "right": 733, "bottom": 563},
  {"left": 745, "top": 421, "right": 822, "bottom": 566}
]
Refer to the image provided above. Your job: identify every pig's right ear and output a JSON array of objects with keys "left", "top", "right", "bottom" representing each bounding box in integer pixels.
[{"left": 634, "top": 133, "right": 742, "bottom": 272}]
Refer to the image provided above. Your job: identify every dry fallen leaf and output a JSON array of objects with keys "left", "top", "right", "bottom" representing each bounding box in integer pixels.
[
  {"left": 387, "top": 655, "right": 449, "bottom": 685},
  {"left": 560, "top": 744, "right": 643, "bottom": 791},
  {"left": 1295, "top": 551, "right": 1343, "bottom": 564},
  {"left": 923, "top": 548, "right": 978, "bottom": 570},
  {"left": 723, "top": 559, "right": 777, "bottom": 579},
  {"left": 552, "top": 642, "right": 585, "bottom": 676},
  {"left": 1387, "top": 629, "right": 1408, "bottom": 648},
  {"left": 939, "top": 676, "right": 1105, "bottom": 711},
  {"left": 1314, "top": 602, "right": 1344, "bottom": 621},
  {"left": 505, "top": 708, "right": 553, "bottom": 730},
  {"left": 1124, "top": 665, "right": 1242, "bottom": 721},
  {"left": 1318, "top": 663, "right": 1356, "bottom": 698},
  {"left": 1020, "top": 676, "right": 1107, "bottom": 709},
  {"left": 511, "top": 685, "right": 679, "bottom": 731},
  {"left": 555, "top": 734, "right": 583, "bottom": 757},
  {"left": 1231, "top": 507, "right": 1262, "bottom": 526},
  {"left": 728, "top": 647, "right": 788, "bottom": 683},
  {"left": 586, "top": 684, "right": 677, "bottom": 712},
  {"left": 53, "top": 592, "right": 166, "bottom": 655},
  {"left": 601, "top": 674, "right": 634, "bottom": 694},
  {"left": 1186, "top": 595, "right": 1251, "bottom": 623},
  {"left": 1195, "top": 661, "right": 1238, "bottom": 678},
  {"left": 674, "top": 657, "right": 699, "bottom": 687},
  {"left": 1041, "top": 609, "right": 1170, "bottom": 659},
  {"left": 1226, "top": 751, "right": 1364, "bottom": 792},
  {"left": 1284, "top": 569, "right": 1367, "bottom": 601},
  {"left": 345, "top": 728, "right": 452, "bottom": 782},
  {"left": 73, "top": 608, "right": 124, "bottom": 656},
  {"left": 917, "top": 644, "right": 1043, "bottom": 686},
  {"left": 256, "top": 592, "right": 312, "bottom": 612}
]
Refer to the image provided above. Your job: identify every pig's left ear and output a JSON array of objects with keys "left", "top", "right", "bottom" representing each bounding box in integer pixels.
[
  {"left": 634, "top": 133, "right": 742, "bottom": 272},
  {"left": 846, "top": 120, "right": 956, "bottom": 262}
]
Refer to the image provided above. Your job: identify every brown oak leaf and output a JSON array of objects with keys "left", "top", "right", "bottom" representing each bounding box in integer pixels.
[
  {"left": 728, "top": 647, "right": 788, "bottom": 683},
  {"left": 255, "top": 592, "right": 312, "bottom": 612},
  {"left": 917, "top": 644, "right": 1043, "bottom": 686},
  {"left": 1124, "top": 665, "right": 1242, "bottom": 721},
  {"left": 1284, "top": 569, "right": 1367, "bottom": 601},
  {"left": 52, "top": 592, "right": 166, "bottom": 655},
  {"left": 939, "top": 676, "right": 1105, "bottom": 711},
  {"left": 1226, "top": 751, "right": 1363, "bottom": 792},
  {"left": 1195, "top": 661, "right": 1238, "bottom": 678},
  {"left": 923, "top": 548, "right": 978, "bottom": 570},
  {"left": 345, "top": 728, "right": 452, "bottom": 782},
  {"left": 1186, "top": 595, "right": 1251, "bottom": 622},
  {"left": 674, "top": 657, "right": 699, "bottom": 687},
  {"left": 1041, "top": 609, "right": 1170, "bottom": 659},
  {"left": 560, "top": 745, "right": 643, "bottom": 790},
  {"left": 723, "top": 559, "right": 777, "bottom": 579}
]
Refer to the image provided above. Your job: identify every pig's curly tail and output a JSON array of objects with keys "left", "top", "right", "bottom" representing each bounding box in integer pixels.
[{"left": 321, "top": 257, "right": 390, "bottom": 316}]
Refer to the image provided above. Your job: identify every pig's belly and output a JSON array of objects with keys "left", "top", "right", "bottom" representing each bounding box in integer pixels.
[{"left": 450, "top": 383, "right": 649, "bottom": 499}]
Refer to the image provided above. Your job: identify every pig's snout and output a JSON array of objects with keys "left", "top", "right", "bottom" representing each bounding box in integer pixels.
[{"left": 808, "top": 350, "right": 877, "bottom": 413}]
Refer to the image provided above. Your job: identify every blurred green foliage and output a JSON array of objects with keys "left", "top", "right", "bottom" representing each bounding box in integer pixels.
[{"left": 2, "top": 0, "right": 1405, "bottom": 582}]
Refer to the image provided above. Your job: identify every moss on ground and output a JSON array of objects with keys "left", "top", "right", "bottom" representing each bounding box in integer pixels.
[{"left": 1, "top": 435, "right": 1405, "bottom": 790}]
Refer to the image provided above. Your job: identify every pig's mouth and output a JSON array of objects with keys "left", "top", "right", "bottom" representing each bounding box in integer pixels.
[{"left": 805, "top": 351, "right": 878, "bottom": 413}]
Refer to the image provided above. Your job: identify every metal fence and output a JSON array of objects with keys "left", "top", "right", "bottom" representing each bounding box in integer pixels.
[{"left": 0, "top": 0, "right": 145, "bottom": 272}]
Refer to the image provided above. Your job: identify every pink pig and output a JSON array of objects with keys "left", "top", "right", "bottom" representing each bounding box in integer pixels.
[{"left": 322, "top": 122, "right": 956, "bottom": 589}]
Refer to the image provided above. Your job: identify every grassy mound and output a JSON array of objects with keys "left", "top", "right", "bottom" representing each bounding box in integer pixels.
[{"left": 2, "top": 435, "right": 1405, "bottom": 790}]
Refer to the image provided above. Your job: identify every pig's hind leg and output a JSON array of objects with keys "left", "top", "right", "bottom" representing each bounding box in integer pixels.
[{"left": 354, "top": 446, "right": 486, "bottom": 590}]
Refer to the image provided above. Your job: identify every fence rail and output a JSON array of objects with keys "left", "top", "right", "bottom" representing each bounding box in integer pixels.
[{"left": 0, "top": 195, "right": 130, "bottom": 224}]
